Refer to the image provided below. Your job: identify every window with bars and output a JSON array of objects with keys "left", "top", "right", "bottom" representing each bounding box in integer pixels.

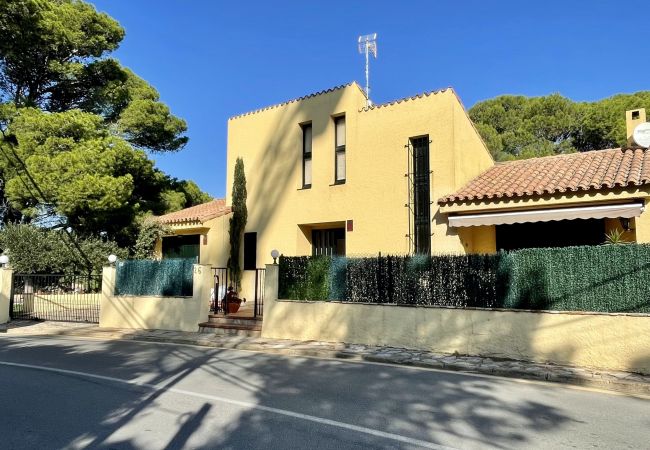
[
  {"left": 411, "top": 136, "right": 431, "bottom": 255},
  {"left": 334, "top": 116, "right": 346, "bottom": 183},
  {"left": 312, "top": 228, "right": 346, "bottom": 256},
  {"left": 302, "top": 123, "right": 312, "bottom": 188}
]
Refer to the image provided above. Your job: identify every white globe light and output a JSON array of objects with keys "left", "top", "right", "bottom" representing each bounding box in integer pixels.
[
  {"left": 270, "top": 249, "right": 280, "bottom": 260},
  {"left": 0, "top": 255, "right": 9, "bottom": 265},
  {"left": 108, "top": 254, "right": 118, "bottom": 264}
]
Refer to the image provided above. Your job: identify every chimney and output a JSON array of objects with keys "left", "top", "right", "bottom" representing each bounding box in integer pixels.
[{"left": 626, "top": 108, "right": 646, "bottom": 143}]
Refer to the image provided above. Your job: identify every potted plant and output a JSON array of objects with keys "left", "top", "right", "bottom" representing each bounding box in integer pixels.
[{"left": 222, "top": 286, "right": 246, "bottom": 314}]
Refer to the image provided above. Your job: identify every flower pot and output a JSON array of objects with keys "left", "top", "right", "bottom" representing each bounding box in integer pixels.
[{"left": 227, "top": 301, "right": 241, "bottom": 314}]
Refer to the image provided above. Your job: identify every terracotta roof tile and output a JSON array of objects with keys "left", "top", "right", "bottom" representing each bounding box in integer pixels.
[
  {"left": 157, "top": 199, "right": 231, "bottom": 224},
  {"left": 439, "top": 147, "right": 650, "bottom": 205}
]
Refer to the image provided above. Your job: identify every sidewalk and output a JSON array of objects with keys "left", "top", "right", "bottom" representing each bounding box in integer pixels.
[{"left": 2, "top": 320, "right": 649, "bottom": 397}]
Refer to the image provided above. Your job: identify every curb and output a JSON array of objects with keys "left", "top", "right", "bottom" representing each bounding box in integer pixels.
[
  {"left": 4, "top": 329, "right": 650, "bottom": 397},
  {"left": 92, "top": 332, "right": 650, "bottom": 397}
]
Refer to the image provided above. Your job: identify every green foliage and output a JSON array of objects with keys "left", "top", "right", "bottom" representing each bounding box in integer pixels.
[
  {"left": 279, "top": 245, "right": 650, "bottom": 313},
  {"left": 604, "top": 228, "right": 629, "bottom": 245},
  {"left": 470, "top": 91, "right": 650, "bottom": 161},
  {"left": 133, "top": 216, "right": 169, "bottom": 259},
  {"left": 0, "top": 223, "right": 126, "bottom": 274},
  {"left": 0, "top": 0, "right": 208, "bottom": 251},
  {"left": 114, "top": 259, "right": 193, "bottom": 297},
  {"left": 228, "top": 158, "right": 247, "bottom": 288},
  {"left": 278, "top": 256, "right": 331, "bottom": 300}
]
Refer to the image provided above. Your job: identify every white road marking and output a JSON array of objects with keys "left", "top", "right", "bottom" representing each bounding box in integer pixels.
[{"left": 0, "top": 360, "right": 454, "bottom": 450}]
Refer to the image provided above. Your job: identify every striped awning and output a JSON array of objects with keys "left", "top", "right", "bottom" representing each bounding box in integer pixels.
[{"left": 448, "top": 203, "right": 645, "bottom": 228}]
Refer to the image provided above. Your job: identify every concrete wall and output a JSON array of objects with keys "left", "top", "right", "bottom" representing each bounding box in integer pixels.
[
  {"left": 0, "top": 268, "right": 12, "bottom": 324},
  {"left": 262, "top": 265, "right": 650, "bottom": 374},
  {"left": 225, "top": 83, "right": 493, "bottom": 263},
  {"left": 99, "top": 264, "right": 213, "bottom": 332}
]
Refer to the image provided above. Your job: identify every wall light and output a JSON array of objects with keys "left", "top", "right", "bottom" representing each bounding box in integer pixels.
[
  {"left": 108, "top": 254, "right": 118, "bottom": 265},
  {"left": 271, "top": 249, "right": 280, "bottom": 265},
  {"left": 0, "top": 255, "right": 9, "bottom": 267},
  {"left": 620, "top": 217, "right": 631, "bottom": 232}
]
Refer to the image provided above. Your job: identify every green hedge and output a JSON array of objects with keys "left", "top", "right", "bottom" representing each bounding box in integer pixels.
[
  {"left": 115, "top": 259, "right": 194, "bottom": 297},
  {"left": 278, "top": 245, "right": 650, "bottom": 313}
]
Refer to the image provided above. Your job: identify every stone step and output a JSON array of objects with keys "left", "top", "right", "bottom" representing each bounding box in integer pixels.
[
  {"left": 207, "top": 315, "right": 263, "bottom": 327},
  {"left": 198, "top": 322, "right": 261, "bottom": 337}
]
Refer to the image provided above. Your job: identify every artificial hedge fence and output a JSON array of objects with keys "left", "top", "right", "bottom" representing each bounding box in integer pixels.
[
  {"left": 115, "top": 259, "right": 194, "bottom": 297},
  {"left": 278, "top": 244, "right": 650, "bottom": 313}
]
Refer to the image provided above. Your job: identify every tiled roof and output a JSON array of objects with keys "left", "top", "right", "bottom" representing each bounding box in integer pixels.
[
  {"left": 229, "top": 83, "right": 363, "bottom": 120},
  {"left": 439, "top": 147, "right": 650, "bottom": 205},
  {"left": 158, "top": 199, "right": 231, "bottom": 224}
]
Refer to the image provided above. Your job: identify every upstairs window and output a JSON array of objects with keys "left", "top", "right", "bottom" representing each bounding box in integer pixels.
[
  {"left": 334, "top": 116, "right": 346, "bottom": 183},
  {"left": 302, "top": 123, "right": 312, "bottom": 188}
]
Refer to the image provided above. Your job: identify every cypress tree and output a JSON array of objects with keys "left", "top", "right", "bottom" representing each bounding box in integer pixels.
[{"left": 228, "top": 158, "right": 247, "bottom": 289}]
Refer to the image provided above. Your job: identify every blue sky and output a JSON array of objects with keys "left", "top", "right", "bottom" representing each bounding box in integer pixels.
[{"left": 90, "top": 0, "right": 650, "bottom": 199}]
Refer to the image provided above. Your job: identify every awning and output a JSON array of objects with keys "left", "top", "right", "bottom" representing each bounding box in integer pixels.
[{"left": 448, "top": 203, "right": 645, "bottom": 227}]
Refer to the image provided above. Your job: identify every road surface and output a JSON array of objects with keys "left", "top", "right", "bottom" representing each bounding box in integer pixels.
[{"left": 0, "top": 335, "right": 648, "bottom": 449}]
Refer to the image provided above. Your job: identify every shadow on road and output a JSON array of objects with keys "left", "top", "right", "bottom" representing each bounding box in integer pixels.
[{"left": 0, "top": 336, "right": 588, "bottom": 449}]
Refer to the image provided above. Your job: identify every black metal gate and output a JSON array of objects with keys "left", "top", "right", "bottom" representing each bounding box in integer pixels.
[
  {"left": 10, "top": 273, "right": 101, "bottom": 323},
  {"left": 210, "top": 267, "right": 265, "bottom": 318}
]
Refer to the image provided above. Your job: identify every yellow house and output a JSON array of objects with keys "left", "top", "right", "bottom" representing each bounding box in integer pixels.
[
  {"left": 157, "top": 81, "right": 494, "bottom": 295},
  {"left": 156, "top": 82, "right": 650, "bottom": 297}
]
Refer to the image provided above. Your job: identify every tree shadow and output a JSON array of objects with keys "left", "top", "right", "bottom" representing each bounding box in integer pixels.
[{"left": 0, "top": 336, "right": 604, "bottom": 449}]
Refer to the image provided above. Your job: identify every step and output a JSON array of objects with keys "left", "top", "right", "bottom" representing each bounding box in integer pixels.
[
  {"left": 198, "top": 322, "right": 262, "bottom": 337},
  {"left": 207, "top": 315, "right": 263, "bottom": 327}
]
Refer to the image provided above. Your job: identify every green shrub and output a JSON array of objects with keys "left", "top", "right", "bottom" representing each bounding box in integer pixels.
[{"left": 278, "top": 245, "right": 650, "bottom": 313}]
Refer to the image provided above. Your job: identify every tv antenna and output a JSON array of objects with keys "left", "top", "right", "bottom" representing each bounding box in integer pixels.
[{"left": 358, "top": 33, "right": 377, "bottom": 107}]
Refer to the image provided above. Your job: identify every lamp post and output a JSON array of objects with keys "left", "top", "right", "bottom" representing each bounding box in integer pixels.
[
  {"left": 271, "top": 249, "right": 279, "bottom": 265},
  {"left": 0, "top": 255, "right": 9, "bottom": 268},
  {"left": 107, "top": 254, "right": 118, "bottom": 266}
]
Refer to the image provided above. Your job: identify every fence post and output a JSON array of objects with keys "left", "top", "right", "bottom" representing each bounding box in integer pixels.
[
  {"left": 263, "top": 263, "right": 279, "bottom": 317},
  {"left": 0, "top": 268, "right": 13, "bottom": 324},
  {"left": 99, "top": 265, "right": 116, "bottom": 327}
]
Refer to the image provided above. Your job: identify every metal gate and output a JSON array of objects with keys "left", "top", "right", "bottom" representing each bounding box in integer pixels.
[{"left": 10, "top": 273, "right": 101, "bottom": 323}]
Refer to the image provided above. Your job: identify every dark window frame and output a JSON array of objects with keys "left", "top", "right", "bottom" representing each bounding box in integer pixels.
[
  {"left": 334, "top": 115, "right": 346, "bottom": 184},
  {"left": 312, "top": 228, "right": 346, "bottom": 256},
  {"left": 411, "top": 135, "right": 431, "bottom": 255},
  {"left": 301, "top": 123, "right": 312, "bottom": 189},
  {"left": 243, "top": 232, "right": 257, "bottom": 270}
]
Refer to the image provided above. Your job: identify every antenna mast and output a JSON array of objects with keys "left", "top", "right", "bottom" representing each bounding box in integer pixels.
[{"left": 358, "top": 33, "right": 377, "bottom": 107}]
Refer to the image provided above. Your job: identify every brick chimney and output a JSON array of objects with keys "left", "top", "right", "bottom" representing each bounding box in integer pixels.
[{"left": 626, "top": 108, "right": 646, "bottom": 143}]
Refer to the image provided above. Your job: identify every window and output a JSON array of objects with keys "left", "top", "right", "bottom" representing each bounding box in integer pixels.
[
  {"left": 411, "top": 136, "right": 431, "bottom": 255},
  {"left": 312, "top": 228, "right": 345, "bottom": 256},
  {"left": 243, "top": 232, "right": 257, "bottom": 270},
  {"left": 162, "top": 235, "right": 200, "bottom": 262},
  {"left": 302, "top": 123, "right": 312, "bottom": 188},
  {"left": 334, "top": 116, "right": 346, "bottom": 183}
]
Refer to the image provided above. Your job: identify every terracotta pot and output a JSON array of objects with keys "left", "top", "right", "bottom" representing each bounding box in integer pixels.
[{"left": 227, "top": 302, "right": 241, "bottom": 314}]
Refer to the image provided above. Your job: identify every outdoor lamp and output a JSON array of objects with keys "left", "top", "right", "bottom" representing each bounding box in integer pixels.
[
  {"left": 108, "top": 254, "right": 118, "bottom": 265},
  {"left": 271, "top": 249, "right": 280, "bottom": 265},
  {"left": 0, "top": 255, "right": 9, "bottom": 267}
]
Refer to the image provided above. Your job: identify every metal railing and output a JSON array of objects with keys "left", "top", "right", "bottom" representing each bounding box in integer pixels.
[
  {"left": 254, "top": 268, "right": 265, "bottom": 318},
  {"left": 10, "top": 273, "right": 102, "bottom": 323},
  {"left": 211, "top": 267, "right": 229, "bottom": 313}
]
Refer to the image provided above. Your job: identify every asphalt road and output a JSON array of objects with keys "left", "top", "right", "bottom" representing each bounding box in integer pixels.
[{"left": 0, "top": 336, "right": 648, "bottom": 450}]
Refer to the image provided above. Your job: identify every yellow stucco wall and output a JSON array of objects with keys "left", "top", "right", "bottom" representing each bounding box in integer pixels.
[
  {"left": 99, "top": 264, "right": 213, "bottom": 332},
  {"left": 263, "top": 298, "right": 650, "bottom": 374},
  {"left": 224, "top": 83, "right": 493, "bottom": 263},
  {"left": 0, "top": 268, "right": 12, "bottom": 324}
]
